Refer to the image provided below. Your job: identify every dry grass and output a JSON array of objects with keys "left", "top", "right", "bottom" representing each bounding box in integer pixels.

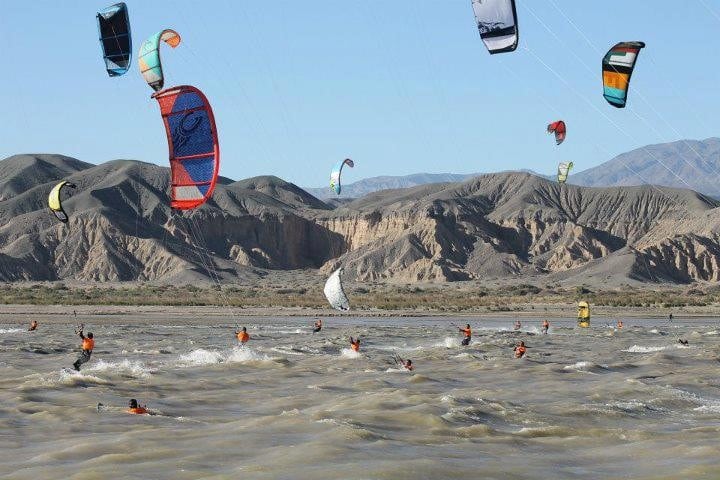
[{"left": 0, "top": 283, "right": 714, "bottom": 312}]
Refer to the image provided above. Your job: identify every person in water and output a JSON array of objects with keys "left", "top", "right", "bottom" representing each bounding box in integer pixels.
[
  {"left": 72, "top": 325, "right": 94, "bottom": 371},
  {"left": 349, "top": 336, "right": 360, "bottom": 352},
  {"left": 541, "top": 320, "right": 549, "bottom": 334},
  {"left": 127, "top": 399, "right": 148, "bottom": 415},
  {"left": 313, "top": 319, "right": 322, "bottom": 333},
  {"left": 236, "top": 327, "right": 250, "bottom": 345},
  {"left": 514, "top": 341, "right": 527, "bottom": 359},
  {"left": 514, "top": 320, "right": 522, "bottom": 331},
  {"left": 401, "top": 359, "right": 413, "bottom": 371},
  {"left": 617, "top": 320, "right": 623, "bottom": 329},
  {"left": 28, "top": 320, "right": 38, "bottom": 331},
  {"left": 459, "top": 324, "right": 471, "bottom": 346}
]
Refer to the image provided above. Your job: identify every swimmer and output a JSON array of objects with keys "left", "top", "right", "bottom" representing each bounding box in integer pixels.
[
  {"left": 349, "top": 336, "right": 360, "bottom": 352},
  {"left": 312, "top": 319, "right": 322, "bottom": 333},
  {"left": 514, "top": 341, "right": 527, "bottom": 359},
  {"left": 541, "top": 319, "right": 549, "bottom": 334},
  {"left": 28, "top": 320, "right": 38, "bottom": 331},
  {"left": 235, "top": 326, "right": 250, "bottom": 345},
  {"left": 127, "top": 399, "right": 149, "bottom": 415},
  {"left": 514, "top": 320, "right": 522, "bottom": 331}
]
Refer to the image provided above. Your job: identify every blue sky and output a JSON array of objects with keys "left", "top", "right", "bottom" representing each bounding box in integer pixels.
[{"left": 1, "top": 1, "right": 719, "bottom": 187}]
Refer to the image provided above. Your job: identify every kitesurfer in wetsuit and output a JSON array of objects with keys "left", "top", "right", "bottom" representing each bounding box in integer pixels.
[
  {"left": 459, "top": 324, "right": 471, "bottom": 346},
  {"left": 236, "top": 327, "right": 250, "bottom": 345},
  {"left": 514, "top": 341, "right": 527, "bottom": 359},
  {"left": 28, "top": 320, "right": 38, "bottom": 331},
  {"left": 541, "top": 320, "right": 549, "bottom": 334},
  {"left": 349, "top": 336, "right": 360, "bottom": 352},
  {"left": 72, "top": 325, "right": 94, "bottom": 371},
  {"left": 313, "top": 319, "right": 322, "bottom": 333},
  {"left": 127, "top": 399, "right": 148, "bottom": 415}
]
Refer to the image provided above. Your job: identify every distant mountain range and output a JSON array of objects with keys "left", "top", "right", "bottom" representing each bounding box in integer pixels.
[
  {"left": 571, "top": 137, "right": 720, "bottom": 197},
  {"left": 305, "top": 173, "right": 479, "bottom": 200},
  {"left": 306, "top": 138, "right": 720, "bottom": 200},
  {"left": 2, "top": 150, "right": 720, "bottom": 285}
]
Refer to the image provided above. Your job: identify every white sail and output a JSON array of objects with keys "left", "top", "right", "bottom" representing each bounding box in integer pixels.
[{"left": 324, "top": 268, "right": 350, "bottom": 311}]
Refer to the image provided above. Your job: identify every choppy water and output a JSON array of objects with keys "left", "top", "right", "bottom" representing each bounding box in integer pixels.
[{"left": 1, "top": 315, "right": 720, "bottom": 479}]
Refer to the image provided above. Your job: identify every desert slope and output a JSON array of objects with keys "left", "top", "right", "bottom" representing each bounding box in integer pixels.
[{"left": 1, "top": 155, "right": 720, "bottom": 285}]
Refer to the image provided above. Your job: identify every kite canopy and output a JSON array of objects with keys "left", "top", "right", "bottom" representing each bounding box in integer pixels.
[
  {"left": 547, "top": 120, "right": 566, "bottom": 146},
  {"left": 138, "top": 29, "right": 181, "bottom": 91},
  {"left": 153, "top": 85, "right": 220, "bottom": 210},
  {"left": 602, "top": 41, "right": 645, "bottom": 108},
  {"left": 330, "top": 158, "right": 354, "bottom": 195},
  {"left": 96, "top": 3, "right": 132, "bottom": 76},
  {"left": 471, "top": 0, "right": 519, "bottom": 54},
  {"left": 324, "top": 268, "right": 350, "bottom": 311},
  {"left": 557, "top": 162, "right": 573, "bottom": 184},
  {"left": 48, "top": 181, "right": 77, "bottom": 223}
]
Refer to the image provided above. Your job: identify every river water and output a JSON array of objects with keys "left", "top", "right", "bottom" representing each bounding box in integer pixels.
[{"left": 1, "top": 315, "right": 719, "bottom": 479}]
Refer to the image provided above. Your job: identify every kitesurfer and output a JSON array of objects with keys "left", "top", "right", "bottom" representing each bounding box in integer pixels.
[
  {"left": 458, "top": 324, "right": 472, "bottom": 346},
  {"left": 236, "top": 327, "right": 250, "bottom": 345},
  {"left": 313, "top": 319, "right": 322, "bottom": 333},
  {"left": 127, "top": 399, "right": 149, "bottom": 415},
  {"left": 514, "top": 320, "right": 522, "bottom": 331},
  {"left": 350, "top": 336, "right": 360, "bottom": 352},
  {"left": 72, "top": 325, "right": 94, "bottom": 371},
  {"left": 514, "top": 341, "right": 527, "bottom": 359},
  {"left": 28, "top": 320, "right": 38, "bottom": 331},
  {"left": 541, "top": 320, "right": 549, "bottom": 334}
]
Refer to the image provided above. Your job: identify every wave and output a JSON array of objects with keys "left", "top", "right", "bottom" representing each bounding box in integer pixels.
[
  {"left": 0, "top": 328, "right": 24, "bottom": 334},
  {"left": 176, "top": 346, "right": 274, "bottom": 366},
  {"left": 339, "top": 348, "right": 361, "bottom": 359},
  {"left": 435, "top": 336, "right": 461, "bottom": 348},
  {"left": 85, "top": 359, "right": 152, "bottom": 378}
]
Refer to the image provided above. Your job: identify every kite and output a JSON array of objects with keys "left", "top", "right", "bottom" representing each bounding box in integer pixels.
[
  {"left": 139, "top": 29, "right": 181, "bottom": 91},
  {"left": 547, "top": 120, "right": 566, "bottom": 146},
  {"left": 330, "top": 158, "right": 354, "bottom": 195},
  {"left": 471, "top": 0, "right": 519, "bottom": 54},
  {"left": 602, "top": 41, "right": 645, "bottom": 108},
  {"left": 557, "top": 162, "right": 573, "bottom": 184},
  {"left": 153, "top": 85, "right": 220, "bottom": 210},
  {"left": 48, "top": 181, "right": 77, "bottom": 223},
  {"left": 324, "top": 268, "right": 350, "bottom": 311},
  {"left": 96, "top": 3, "right": 132, "bottom": 76}
]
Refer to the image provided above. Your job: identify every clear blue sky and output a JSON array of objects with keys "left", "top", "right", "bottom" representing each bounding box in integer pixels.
[{"left": 1, "top": 1, "right": 718, "bottom": 187}]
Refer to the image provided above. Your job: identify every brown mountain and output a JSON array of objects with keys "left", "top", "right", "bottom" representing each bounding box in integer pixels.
[{"left": 1, "top": 154, "right": 719, "bottom": 285}]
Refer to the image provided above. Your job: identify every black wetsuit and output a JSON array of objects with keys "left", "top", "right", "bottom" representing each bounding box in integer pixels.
[{"left": 73, "top": 350, "right": 91, "bottom": 371}]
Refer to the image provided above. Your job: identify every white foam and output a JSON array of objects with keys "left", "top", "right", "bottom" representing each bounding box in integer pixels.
[
  {"left": 226, "top": 347, "right": 272, "bottom": 363},
  {"left": 0, "top": 328, "right": 23, "bottom": 334},
  {"left": 436, "top": 336, "right": 460, "bottom": 348},
  {"left": 340, "top": 348, "right": 361, "bottom": 359},
  {"left": 86, "top": 359, "right": 152, "bottom": 378},
  {"left": 384, "top": 367, "right": 408, "bottom": 373},
  {"left": 624, "top": 345, "right": 666, "bottom": 353},
  {"left": 177, "top": 349, "right": 225, "bottom": 366},
  {"left": 563, "top": 361, "right": 592, "bottom": 371}
]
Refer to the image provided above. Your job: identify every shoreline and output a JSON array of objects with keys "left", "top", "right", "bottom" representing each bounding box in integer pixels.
[{"left": 0, "top": 303, "right": 717, "bottom": 320}]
